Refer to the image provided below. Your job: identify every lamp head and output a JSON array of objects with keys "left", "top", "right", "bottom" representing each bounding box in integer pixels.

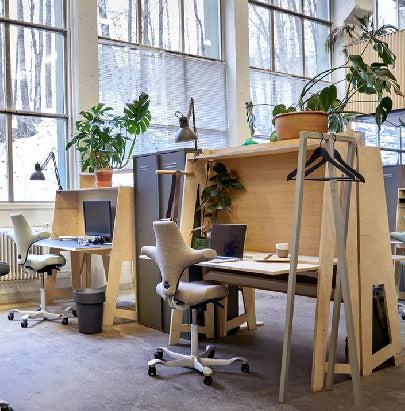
[
  {"left": 30, "top": 162, "right": 45, "bottom": 181},
  {"left": 175, "top": 115, "right": 198, "bottom": 143}
]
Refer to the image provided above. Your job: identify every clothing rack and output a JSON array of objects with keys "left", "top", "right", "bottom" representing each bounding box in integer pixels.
[{"left": 279, "top": 132, "right": 362, "bottom": 407}]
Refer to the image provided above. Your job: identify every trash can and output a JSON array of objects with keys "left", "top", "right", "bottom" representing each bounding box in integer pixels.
[{"left": 73, "top": 288, "right": 106, "bottom": 334}]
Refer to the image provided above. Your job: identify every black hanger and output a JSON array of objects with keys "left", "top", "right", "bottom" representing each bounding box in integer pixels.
[{"left": 287, "top": 143, "right": 365, "bottom": 183}]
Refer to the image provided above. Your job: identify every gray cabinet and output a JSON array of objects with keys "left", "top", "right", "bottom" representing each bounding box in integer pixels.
[{"left": 133, "top": 149, "right": 193, "bottom": 332}]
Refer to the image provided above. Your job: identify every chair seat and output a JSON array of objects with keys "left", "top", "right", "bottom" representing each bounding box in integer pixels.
[
  {"left": 156, "top": 280, "right": 228, "bottom": 308},
  {"left": 26, "top": 253, "right": 66, "bottom": 271}
]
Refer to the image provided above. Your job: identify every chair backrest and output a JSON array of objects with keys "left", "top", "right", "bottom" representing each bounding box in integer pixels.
[
  {"left": 141, "top": 220, "right": 216, "bottom": 296},
  {"left": 9, "top": 214, "right": 50, "bottom": 265}
]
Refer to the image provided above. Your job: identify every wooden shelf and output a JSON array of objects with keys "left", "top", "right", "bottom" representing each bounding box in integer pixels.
[{"left": 193, "top": 139, "right": 322, "bottom": 161}]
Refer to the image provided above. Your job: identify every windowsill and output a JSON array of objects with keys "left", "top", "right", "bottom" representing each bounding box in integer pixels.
[{"left": 0, "top": 202, "right": 55, "bottom": 211}]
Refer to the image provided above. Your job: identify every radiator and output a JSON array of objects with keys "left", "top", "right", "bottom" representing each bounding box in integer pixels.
[{"left": 0, "top": 230, "right": 48, "bottom": 281}]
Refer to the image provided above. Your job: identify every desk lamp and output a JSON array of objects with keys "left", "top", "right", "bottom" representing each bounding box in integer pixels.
[
  {"left": 30, "top": 151, "right": 63, "bottom": 191},
  {"left": 175, "top": 97, "right": 198, "bottom": 155}
]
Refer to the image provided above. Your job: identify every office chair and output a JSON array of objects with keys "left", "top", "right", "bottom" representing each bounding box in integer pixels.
[
  {"left": 142, "top": 220, "right": 249, "bottom": 385},
  {"left": 7, "top": 214, "right": 69, "bottom": 328}
]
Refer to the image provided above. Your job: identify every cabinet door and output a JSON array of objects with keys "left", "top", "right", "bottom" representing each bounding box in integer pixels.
[
  {"left": 157, "top": 150, "right": 188, "bottom": 332},
  {"left": 133, "top": 154, "right": 163, "bottom": 330}
]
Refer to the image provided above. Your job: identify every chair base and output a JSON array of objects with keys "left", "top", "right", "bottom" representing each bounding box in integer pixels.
[
  {"left": 7, "top": 273, "right": 69, "bottom": 328},
  {"left": 148, "top": 344, "right": 248, "bottom": 384},
  {"left": 148, "top": 309, "right": 249, "bottom": 385}
]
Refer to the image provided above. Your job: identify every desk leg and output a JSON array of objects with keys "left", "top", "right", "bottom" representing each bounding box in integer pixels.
[{"left": 103, "top": 252, "right": 123, "bottom": 326}]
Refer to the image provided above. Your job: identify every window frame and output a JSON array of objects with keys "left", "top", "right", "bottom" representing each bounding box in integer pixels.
[{"left": 0, "top": 0, "right": 68, "bottom": 202}]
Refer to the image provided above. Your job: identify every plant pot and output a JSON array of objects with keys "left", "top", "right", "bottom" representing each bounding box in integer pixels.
[
  {"left": 275, "top": 111, "right": 328, "bottom": 140},
  {"left": 94, "top": 168, "right": 113, "bottom": 187}
]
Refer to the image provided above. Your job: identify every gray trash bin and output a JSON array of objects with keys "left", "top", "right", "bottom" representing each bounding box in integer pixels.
[{"left": 73, "top": 288, "right": 106, "bottom": 334}]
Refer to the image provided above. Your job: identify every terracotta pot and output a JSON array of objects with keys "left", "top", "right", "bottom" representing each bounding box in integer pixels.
[
  {"left": 94, "top": 168, "right": 113, "bottom": 187},
  {"left": 275, "top": 111, "right": 328, "bottom": 140}
]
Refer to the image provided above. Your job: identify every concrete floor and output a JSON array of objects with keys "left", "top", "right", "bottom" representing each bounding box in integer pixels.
[{"left": 1, "top": 290, "right": 405, "bottom": 411}]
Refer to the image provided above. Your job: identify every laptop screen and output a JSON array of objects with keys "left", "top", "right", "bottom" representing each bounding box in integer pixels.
[{"left": 209, "top": 224, "right": 247, "bottom": 259}]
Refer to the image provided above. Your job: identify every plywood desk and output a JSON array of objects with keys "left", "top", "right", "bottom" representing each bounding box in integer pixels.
[
  {"left": 175, "top": 138, "right": 402, "bottom": 393},
  {"left": 46, "top": 186, "right": 137, "bottom": 326},
  {"left": 200, "top": 255, "right": 320, "bottom": 337}
]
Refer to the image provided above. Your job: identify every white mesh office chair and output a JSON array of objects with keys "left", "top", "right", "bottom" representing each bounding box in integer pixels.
[
  {"left": 142, "top": 220, "right": 249, "bottom": 385},
  {"left": 7, "top": 214, "right": 68, "bottom": 328}
]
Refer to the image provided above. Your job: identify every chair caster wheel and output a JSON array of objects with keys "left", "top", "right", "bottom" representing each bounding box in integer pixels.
[
  {"left": 72, "top": 309, "right": 77, "bottom": 318},
  {"left": 154, "top": 349, "right": 163, "bottom": 359},
  {"left": 7, "top": 313, "right": 14, "bottom": 321},
  {"left": 241, "top": 363, "right": 249, "bottom": 373},
  {"left": 401, "top": 312, "right": 405, "bottom": 320},
  {"left": 148, "top": 366, "right": 156, "bottom": 376},
  {"left": 21, "top": 320, "right": 28, "bottom": 328},
  {"left": 207, "top": 349, "right": 215, "bottom": 358},
  {"left": 62, "top": 317, "right": 68, "bottom": 325},
  {"left": 203, "top": 375, "right": 213, "bottom": 385}
]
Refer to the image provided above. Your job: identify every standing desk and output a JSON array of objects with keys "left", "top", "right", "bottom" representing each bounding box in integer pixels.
[
  {"left": 174, "top": 138, "right": 402, "bottom": 393},
  {"left": 44, "top": 186, "right": 137, "bottom": 326}
]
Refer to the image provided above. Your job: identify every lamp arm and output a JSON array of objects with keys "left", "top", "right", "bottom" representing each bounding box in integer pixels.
[{"left": 41, "top": 151, "right": 63, "bottom": 191}]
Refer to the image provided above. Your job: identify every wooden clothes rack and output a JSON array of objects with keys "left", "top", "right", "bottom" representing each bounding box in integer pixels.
[{"left": 279, "top": 132, "right": 362, "bottom": 405}]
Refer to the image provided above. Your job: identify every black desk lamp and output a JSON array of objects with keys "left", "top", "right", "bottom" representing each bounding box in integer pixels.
[
  {"left": 175, "top": 97, "right": 198, "bottom": 155},
  {"left": 30, "top": 151, "right": 63, "bottom": 191}
]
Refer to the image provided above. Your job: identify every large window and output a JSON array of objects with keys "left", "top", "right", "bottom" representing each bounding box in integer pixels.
[
  {"left": 375, "top": 0, "right": 405, "bottom": 30},
  {"left": 249, "top": 0, "right": 331, "bottom": 139},
  {"left": 97, "top": 0, "right": 227, "bottom": 155},
  {"left": 0, "top": 0, "right": 67, "bottom": 201}
]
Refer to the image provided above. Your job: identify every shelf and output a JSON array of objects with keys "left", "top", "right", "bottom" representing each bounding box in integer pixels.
[{"left": 191, "top": 138, "right": 321, "bottom": 161}]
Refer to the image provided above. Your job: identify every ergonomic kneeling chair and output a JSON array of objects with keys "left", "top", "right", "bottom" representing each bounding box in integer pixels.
[
  {"left": 7, "top": 214, "right": 68, "bottom": 328},
  {"left": 142, "top": 220, "right": 249, "bottom": 385}
]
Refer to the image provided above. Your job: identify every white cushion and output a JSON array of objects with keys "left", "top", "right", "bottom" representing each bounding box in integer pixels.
[
  {"left": 25, "top": 253, "right": 66, "bottom": 271},
  {"left": 156, "top": 280, "right": 227, "bottom": 308}
]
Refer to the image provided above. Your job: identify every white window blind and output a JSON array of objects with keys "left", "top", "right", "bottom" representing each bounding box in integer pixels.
[{"left": 98, "top": 43, "right": 228, "bottom": 154}]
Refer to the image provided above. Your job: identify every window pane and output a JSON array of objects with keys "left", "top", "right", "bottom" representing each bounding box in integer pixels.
[
  {"left": 99, "top": 44, "right": 228, "bottom": 154},
  {"left": 13, "top": 116, "right": 66, "bottom": 201},
  {"left": 0, "top": 114, "right": 8, "bottom": 201},
  {"left": 378, "top": 0, "right": 397, "bottom": 27},
  {"left": 400, "top": 1, "right": 405, "bottom": 30},
  {"left": 97, "top": 0, "right": 138, "bottom": 42},
  {"left": 9, "top": 0, "right": 64, "bottom": 28},
  {"left": 353, "top": 121, "right": 377, "bottom": 146},
  {"left": 379, "top": 124, "right": 399, "bottom": 149},
  {"left": 250, "top": 70, "right": 326, "bottom": 137},
  {"left": 249, "top": 4, "right": 271, "bottom": 69},
  {"left": 274, "top": 11, "right": 302, "bottom": 76},
  {"left": 273, "top": 0, "right": 300, "bottom": 12},
  {"left": 141, "top": 0, "right": 181, "bottom": 52},
  {"left": 0, "top": 0, "right": 4, "bottom": 17},
  {"left": 381, "top": 150, "right": 399, "bottom": 165},
  {"left": 184, "top": 0, "right": 220, "bottom": 59},
  {"left": 0, "top": 24, "right": 5, "bottom": 109},
  {"left": 10, "top": 27, "right": 65, "bottom": 114},
  {"left": 304, "top": 0, "right": 329, "bottom": 20},
  {"left": 304, "top": 21, "right": 329, "bottom": 79}
]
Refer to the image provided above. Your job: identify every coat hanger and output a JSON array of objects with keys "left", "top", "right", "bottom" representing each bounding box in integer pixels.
[{"left": 286, "top": 135, "right": 365, "bottom": 183}]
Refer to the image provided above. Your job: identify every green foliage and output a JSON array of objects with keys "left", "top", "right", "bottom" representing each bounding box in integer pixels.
[
  {"left": 197, "top": 162, "right": 245, "bottom": 235},
  {"left": 66, "top": 92, "right": 151, "bottom": 172},
  {"left": 246, "top": 16, "right": 403, "bottom": 141}
]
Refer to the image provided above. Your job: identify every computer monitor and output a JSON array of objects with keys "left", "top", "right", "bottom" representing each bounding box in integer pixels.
[{"left": 83, "top": 200, "right": 113, "bottom": 240}]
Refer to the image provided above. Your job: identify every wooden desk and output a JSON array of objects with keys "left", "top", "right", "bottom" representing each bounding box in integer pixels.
[
  {"left": 175, "top": 138, "right": 402, "bottom": 393},
  {"left": 200, "top": 256, "right": 320, "bottom": 337},
  {"left": 46, "top": 186, "right": 137, "bottom": 326}
]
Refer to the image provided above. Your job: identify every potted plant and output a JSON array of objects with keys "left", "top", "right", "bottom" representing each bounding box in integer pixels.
[
  {"left": 66, "top": 92, "right": 151, "bottom": 187},
  {"left": 247, "top": 16, "right": 403, "bottom": 141},
  {"left": 192, "top": 162, "right": 245, "bottom": 248}
]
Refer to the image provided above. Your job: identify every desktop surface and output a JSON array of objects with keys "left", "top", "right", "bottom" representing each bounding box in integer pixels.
[{"left": 36, "top": 238, "right": 113, "bottom": 251}]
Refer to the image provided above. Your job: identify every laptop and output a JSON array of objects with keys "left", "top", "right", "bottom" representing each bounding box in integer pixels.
[{"left": 209, "top": 223, "right": 247, "bottom": 262}]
